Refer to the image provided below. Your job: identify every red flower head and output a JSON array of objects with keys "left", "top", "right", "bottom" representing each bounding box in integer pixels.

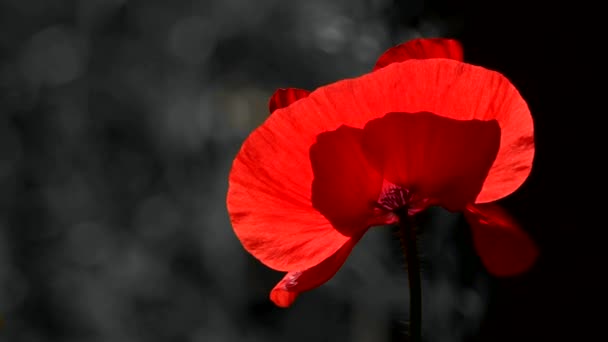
[{"left": 227, "top": 38, "right": 538, "bottom": 308}]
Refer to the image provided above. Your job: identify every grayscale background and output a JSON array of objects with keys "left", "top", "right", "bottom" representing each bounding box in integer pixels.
[{"left": 0, "top": 0, "right": 587, "bottom": 341}]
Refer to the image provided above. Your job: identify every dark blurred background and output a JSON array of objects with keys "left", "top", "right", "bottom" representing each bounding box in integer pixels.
[{"left": 0, "top": 0, "right": 589, "bottom": 341}]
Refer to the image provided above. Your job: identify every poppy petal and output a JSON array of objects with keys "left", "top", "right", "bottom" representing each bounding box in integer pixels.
[
  {"left": 229, "top": 124, "right": 384, "bottom": 272},
  {"left": 373, "top": 38, "right": 464, "bottom": 71},
  {"left": 279, "top": 58, "right": 533, "bottom": 202},
  {"left": 228, "top": 106, "right": 357, "bottom": 271},
  {"left": 464, "top": 203, "right": 539, "bottom": 276},
  {"left": 361, "top": 112, "right": 501, "bottom": 211},
  {"left": 228, "top": 59, "right": 532, "bottom": 271},
  {"left": 268, "top": 88, "right": 310, "bottom": 113},
  {"left": 228, "top": 152, "right": 350, "bottom": 271},
  {"left": 310, "top": 125, "right": 384, "bottom": 232},
  {"left": 270, "top": 233, "right": 362, "bottom": 308}
]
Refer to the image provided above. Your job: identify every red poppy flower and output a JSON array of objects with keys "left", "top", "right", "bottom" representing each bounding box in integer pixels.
[{"left": 227, "top": 38, "right": 538, "bottom": 308}]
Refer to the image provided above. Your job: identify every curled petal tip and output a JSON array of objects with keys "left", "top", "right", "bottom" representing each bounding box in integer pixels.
[{"left": 268, "top": 88, "right": 310, "bottom": 113}]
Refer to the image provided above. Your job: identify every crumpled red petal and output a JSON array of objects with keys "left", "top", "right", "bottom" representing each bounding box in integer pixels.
[
  {"left": 227, "top": 59, "right": 532, "bottom": 272},
  {"left": 268, "top": 88, "right": 310, "bottom": 113},
  {"left": 228, "top": 157, "right": 350, "bottom": 272},
  {"left": 362, "top": 112, "right": 500, "bottom": 211},
  {"left": 374, "top": 38, "right": 464, "bottom": 70},
  {"left": 270, "top": 233, "right": 362, "bottom": 308},
  {"left": 464, "top": 203, "right": 539, "bottom": 276},
  {"left": 230, "top": 88, "right": 357, "bottom": 272}
]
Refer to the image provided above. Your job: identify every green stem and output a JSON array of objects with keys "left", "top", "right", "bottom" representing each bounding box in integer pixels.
[{"left": 396, "top": 209, "right": 421, "bottom": 342}]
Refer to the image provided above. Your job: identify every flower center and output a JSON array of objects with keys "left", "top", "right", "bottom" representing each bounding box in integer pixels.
[
  {"left": 377, "top": 183, "right": 410, "bottom": 211},
  {"left": 376, "top": 180, "right": 431, "bottom": 216}
]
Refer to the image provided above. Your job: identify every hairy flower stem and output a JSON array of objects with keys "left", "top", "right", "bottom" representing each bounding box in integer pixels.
[{"left": 396, "top": 208, "right": 421, "bottom": 342}]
